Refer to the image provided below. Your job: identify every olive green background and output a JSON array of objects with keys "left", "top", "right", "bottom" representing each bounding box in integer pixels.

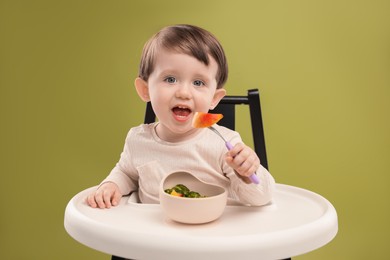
[{"left": 1, "top": 0, "right": 389, "bottom": 259}]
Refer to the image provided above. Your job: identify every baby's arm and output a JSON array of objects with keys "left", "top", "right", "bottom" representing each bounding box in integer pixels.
[
  {"left": 225, "top": 142, "right": 260, "bottom": 183},
  {"left": 224, "top": 142, "right": 275, "bottom": 206},
  {"left": 219, "top": 126, "right": 275, "bottom": 205},
  {"left": 86, "top": 127, "right": 140, "bottom": 208},
  {"left": 87, "top": 182, "right": 122, "bottom": 209}
]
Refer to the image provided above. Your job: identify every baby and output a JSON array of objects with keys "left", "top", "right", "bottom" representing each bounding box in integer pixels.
[{"left": 87, "top": 24, "right": 275, "bottom": 208}]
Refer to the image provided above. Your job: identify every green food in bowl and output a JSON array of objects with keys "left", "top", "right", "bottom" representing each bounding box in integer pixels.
[{"left": 164, "top": 184, "right": 206, "bottom": 198}]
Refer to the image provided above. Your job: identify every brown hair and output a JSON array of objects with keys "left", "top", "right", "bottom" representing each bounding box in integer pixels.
[{"left": 138, "top": 24, "right": 228, "bottom": 89}]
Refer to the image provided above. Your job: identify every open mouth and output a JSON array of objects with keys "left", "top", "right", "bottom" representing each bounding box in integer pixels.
[{"left": 172, "top": 106, "right": 192, "bottom": 121}]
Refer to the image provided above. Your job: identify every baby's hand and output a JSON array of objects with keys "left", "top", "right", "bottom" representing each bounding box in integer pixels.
[
  {"left": 87, "top": 182, "right": 122, "bottom": 209},
  {"left": 225, "top": 143, "right": 260, "bottom": 184}
]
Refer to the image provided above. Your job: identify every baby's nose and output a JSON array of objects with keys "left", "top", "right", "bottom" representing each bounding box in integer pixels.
[{"left": 175, "top": 84, "right": 192, "bottom": 99}]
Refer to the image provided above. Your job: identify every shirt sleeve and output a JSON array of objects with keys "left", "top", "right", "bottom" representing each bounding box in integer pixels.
[{"left": 226, "top": 165, "right": 275, "bottom": 206}]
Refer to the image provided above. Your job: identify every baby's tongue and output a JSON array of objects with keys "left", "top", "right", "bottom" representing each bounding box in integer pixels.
[{"left": 172, "top": 107, "right": 191, "bottom": 117}]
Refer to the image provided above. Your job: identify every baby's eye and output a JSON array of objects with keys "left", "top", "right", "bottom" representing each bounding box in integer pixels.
[
  {"left": 164, "top": 76, "right": 177, "bottom": 84},
  {"left": 193, "top": 80, "right": 205, "bottom": 87}
]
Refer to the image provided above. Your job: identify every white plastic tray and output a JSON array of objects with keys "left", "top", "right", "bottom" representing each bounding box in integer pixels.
[{"left": 64, "top": 184, "right": 338, "bottom": 260}]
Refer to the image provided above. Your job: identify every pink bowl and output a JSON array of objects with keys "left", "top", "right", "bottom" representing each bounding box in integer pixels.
[{"left": 159, "top": 171, "right": 227, "bottom": 224}]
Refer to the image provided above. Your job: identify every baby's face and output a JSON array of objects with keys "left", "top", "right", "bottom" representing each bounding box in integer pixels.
[{"left": 147, "top": 49, "right": 225, "bottom": 142}]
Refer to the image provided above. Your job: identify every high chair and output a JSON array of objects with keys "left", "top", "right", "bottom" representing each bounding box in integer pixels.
[{"left": 64, "top": 89, "right": 337, "bottom": 260}]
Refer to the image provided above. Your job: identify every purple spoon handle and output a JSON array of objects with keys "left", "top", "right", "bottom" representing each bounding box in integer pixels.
[{"left": 225, "top": 141, "right": 260, "bottom": 184}]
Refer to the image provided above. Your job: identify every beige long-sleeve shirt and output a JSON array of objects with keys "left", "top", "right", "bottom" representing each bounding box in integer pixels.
[{"left": 102, "top": 123, "right": 275, "bottom": 206}]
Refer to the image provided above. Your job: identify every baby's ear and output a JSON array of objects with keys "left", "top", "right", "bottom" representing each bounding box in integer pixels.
[
  {"left": 134, "top": 77, "right": 150, "bottom": 102},
  {"left": 210, "top": 88, "right": 226, "bottom": 110}
]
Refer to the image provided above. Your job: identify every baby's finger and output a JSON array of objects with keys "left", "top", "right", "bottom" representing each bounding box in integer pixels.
[
  {"left": 112, "top": 189, "right": 122, "bottom": 206},
  {"left": 228, "top": 143, "right": 244, "bottom": 158},
  {"left": 87, "top": 194, "right": 97, "bottom": 208},
  {"left": 232, "top": 149, "right": 250, "bottom": 167},
  {"left": 225, "top": 153, "right": 235, "bottom": 168},
  {"left": 238, "top": 155, "right": 259, "bottom": 176},
  {"left": 103, "top": 190, "right": 114, "bottom": 208},
  {"left": 95, "top": 193, "right": 106, "bottom": 209},
  {"left": 236, "top": 160, "right": 251, "bottom": 175}
]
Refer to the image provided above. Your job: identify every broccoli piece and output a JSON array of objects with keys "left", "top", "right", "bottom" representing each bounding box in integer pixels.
[
  {"left": 165, "top": 184, "right": 206, "bottom": 198},
  {"left": 172, "top": 184, "right": 190, "bottom": 196},
  {"left": 187, "top": 191, "right": 202, "bottom": 198}
]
